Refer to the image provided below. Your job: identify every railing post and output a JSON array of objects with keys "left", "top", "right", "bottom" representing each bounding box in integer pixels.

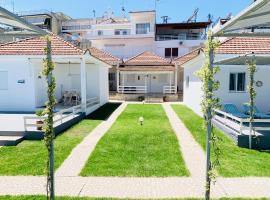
[
  {"left": 240, "top": 120, "right": 243, "bottom": 135},
  {"left": 23, "top": 117, "right": 27, "bottom": 132}
]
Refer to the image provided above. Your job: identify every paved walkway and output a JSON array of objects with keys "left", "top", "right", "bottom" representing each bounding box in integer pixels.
[
  {"left": 0, "top": 102, "right": 270, "bottom": 198},
  {"left": 56, "top": 102, "right": 127, "bottom": 177}
]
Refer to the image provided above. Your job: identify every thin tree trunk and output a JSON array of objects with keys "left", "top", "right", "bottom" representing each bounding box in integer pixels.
[{"left": 205, "top": 39, "right": 214, "bottom": 200}]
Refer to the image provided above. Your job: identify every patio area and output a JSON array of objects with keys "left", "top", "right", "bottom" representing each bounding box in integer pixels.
[{"left": 213, "top": 109, "right": 270, "bottom": 149}]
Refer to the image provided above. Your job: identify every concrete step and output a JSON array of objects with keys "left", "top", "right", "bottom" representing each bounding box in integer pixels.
[
  {"left": 0, "top": 136, "right": 24, "bottom": 146},
  {"left": 145, "top": 97, "right": 164, "bottom": 103},
  {"left": 0, "top": 131, "right": 25, "bottom": 137}
]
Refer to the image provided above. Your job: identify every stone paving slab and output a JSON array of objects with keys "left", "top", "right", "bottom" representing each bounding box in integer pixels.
[{"left": 163, "top": 104, "right": 206, "bottom": 180}]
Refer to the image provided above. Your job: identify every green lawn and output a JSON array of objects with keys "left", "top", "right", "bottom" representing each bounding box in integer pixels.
[
  {"left": 81, "top": 104, "right": 188, "bottom": 177},
  {"left": 172, "top": 105, "right": 270, "bottom": 177},
  {"left": 0, "top": 103, "right": 120, "bottom": 176}
]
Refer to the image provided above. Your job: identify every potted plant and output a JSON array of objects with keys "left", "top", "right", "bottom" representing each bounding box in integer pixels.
[
  {"left": 138, "top": 96, "right": 145, "bottom": 102},
  {"left": 163, "top": 96, "right": 168, "bottom": 102},
  {"left": 35, "top": 109, "right": 44, "bottom": 131}
]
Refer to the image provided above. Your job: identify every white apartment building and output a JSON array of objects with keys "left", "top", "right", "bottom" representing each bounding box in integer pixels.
[{"left": 61, "top": 11, "right": 210, "bottom": 60}]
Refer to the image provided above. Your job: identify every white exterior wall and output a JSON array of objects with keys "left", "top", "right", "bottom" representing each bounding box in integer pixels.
[
  {"left": 120, "top": 71, "right": 175, "bottom": 93},
  {"left": 155, "top": 40, "right": 205, "bottom": 58},
  {"left": 183, "top": 54, "right": 270, "bottom": 116},
  {"left": 0, "top": 56, "right": 36, "bottom": 112},
  {"left": 92, "top": 38, "right": 155, "bottom": 59},
  {"left": 99, "top": 66, "right": 109, "bottom": 105},
  {"left": 183, "top": 55, "right": 205, "bottom": 116},
  {"left": 0, "top": 55, "right": 109, "bottom": 112}
]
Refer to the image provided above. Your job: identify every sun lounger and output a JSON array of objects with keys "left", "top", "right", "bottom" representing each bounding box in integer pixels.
[
  {"left": 243, "top": 104, "right": 270, "bottom": 119},
  {"left": 223, "top": 104, "right": 249, "bottom": 118}
]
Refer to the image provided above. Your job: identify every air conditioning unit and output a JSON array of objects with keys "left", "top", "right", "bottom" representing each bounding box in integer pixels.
[{"left": 179, "top": 41, "right": 184, "bottom": 45}]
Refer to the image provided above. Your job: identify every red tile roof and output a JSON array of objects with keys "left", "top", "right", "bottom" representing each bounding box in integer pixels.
[
  {"left": 173, "top": 48, "right": 202, "bottom": 66},
  {"left": 88, "top": 47, "right": 121, "bottom": 65},
  {"left": 0, "top": 35, "right": 83, "bottom": 55},
  {"left": 124, "top": 51, "right": 173, "bottom": 66},
  {"left": 175, "top": 37, "right": 270, "bottom": 66},
  {"left": 121, "top": 51, "right": 175, "bottom": 71},
  {"left": 0, "top": 35, "right": 121, "bottom": 66},
  {"left": 216, "top": 37, "right": 270, "bottom": 54}
]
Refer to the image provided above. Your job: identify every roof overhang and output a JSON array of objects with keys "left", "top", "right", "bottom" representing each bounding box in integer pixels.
[
  {"left": 0, "top": 6, "right": 47, "bottom": 35},
  {"left": 214, "top": 54, "right": 270, "bottom": 65},
  {"left": 213, "top": 0, "right": 270, "bottom": 37}
]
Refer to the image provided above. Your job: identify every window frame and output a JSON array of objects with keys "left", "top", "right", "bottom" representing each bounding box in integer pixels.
[
  {"left": 164, "top": 48, "right": 179, "bottom": 58},
  {"left": 229, "top": 72, "right": 246, "bottom": 93},
  {"left": 136, "top": 23, "right": 150, "bottom": 34}
]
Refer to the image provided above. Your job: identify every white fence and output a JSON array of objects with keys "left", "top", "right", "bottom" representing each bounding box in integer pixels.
[
  {"left": 23, "top": 104, "right": 82, "bottom": 132},
  {"left": 163, "top": 86, "right": 177, "bottom": 94},
  {"left": 23, "top": 97, "right": 100, "bottom": 131},
  {"left": 118, "top": 86, "right": 147, "bottom": 94},
  {"left": 86, "top": 97, "right": 100, "bottom": 109},
  {"left": 214, "top": 109, "right": 270, "bottom": 135}
]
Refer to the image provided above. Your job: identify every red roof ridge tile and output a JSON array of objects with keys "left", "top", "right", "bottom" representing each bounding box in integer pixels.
[
  {"left": 124, "top": 51, "right": 173, "bottom": 65},
  {"left": 87, "top": 47, "right": 121, "bottom": 61}
]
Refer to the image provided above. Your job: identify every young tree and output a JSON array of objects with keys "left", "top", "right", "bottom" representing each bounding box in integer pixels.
[
  {"left": 196, "top": 30, "right": 221, "bottom": 200},
  {"left": 42, "top": 35, "right": 56, "bottom": 200},
  {"left": 246, "top": 56, "right": 257, "bottom": 149}
]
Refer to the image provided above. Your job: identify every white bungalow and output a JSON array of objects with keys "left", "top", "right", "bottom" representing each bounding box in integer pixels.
[
  {"left": 114, "top": 51, "right": 178, "bottom": 100},
  {"left": 175, "top": 37, "right": 270, "bottom": 116},
  {"left": 0, "top": 35, "right": 112, "bottom": 115}
]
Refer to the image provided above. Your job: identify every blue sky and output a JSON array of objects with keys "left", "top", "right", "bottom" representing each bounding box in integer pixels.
[{"left": 2, "top": 0, "right": 254, "bottom": 23}]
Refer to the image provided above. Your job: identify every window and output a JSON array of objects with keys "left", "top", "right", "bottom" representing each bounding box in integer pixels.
[
  {"left": 0, "top": 71, "right": 8, "bottom": 90},
  {"left": 186, "top": 76, "right": 189, "bottom": 88},
  {"left": 97, "top": 30, "right": 103, "bottom": 36},
  {"left": 114, "top": 30, "right": 120, "bottom": 35},
  {"left": 229, "top": 72, "right": 246, "bottom": 92},
  {"left": 165, "top": 48, "right": 178, "bottom": 58},
  {"left": 136, "top": 23, "right": 150, "bottom": 34}
]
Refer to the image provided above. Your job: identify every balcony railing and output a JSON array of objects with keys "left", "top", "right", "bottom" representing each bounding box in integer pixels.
[
  {"left": 118, "top": 86, "right": 147, "bottom": 94},
  {"left": 163, "top": 86, "right": 177, "bottom": 94},
  {"left": 156, "top": 33, "right": 206, "bottom": 41},
  {"left": 62, "top": 25, "right": 92, "bottom": 31}
]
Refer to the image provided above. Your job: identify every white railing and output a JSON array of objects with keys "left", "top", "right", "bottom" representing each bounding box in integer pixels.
[
  {"left": 86, "top": 97, "right": 100, "bottom": 109},
  {"left": 214, "top": 109, "right": 270, "bottom": 135},
  {"left": 118, "top": 86, "right": 147, "bottom": 94},
  {"left": 163, "top": 86, "right": 177, "bottom": 94},
  {"left": 23, "top": 104, "right": 82, "bottom": 132}
]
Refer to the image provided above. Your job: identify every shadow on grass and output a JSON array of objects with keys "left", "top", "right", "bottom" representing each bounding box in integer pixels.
[{"left": 85, "top": 102, "right": 122, "bottom": 121}]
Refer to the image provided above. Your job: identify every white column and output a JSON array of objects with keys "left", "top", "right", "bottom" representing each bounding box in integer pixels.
[
  {"left": 116, "top": 65, "right": 119, "bottom": 93},
  {"left": 174, "top": 66, "right": 178, "bottom": 94},
  {"left": 80, "top": 57, "right": 87, "bottom": 114},
  {"left": 169, "top": 72, "right": 172, "bottom": 94}
]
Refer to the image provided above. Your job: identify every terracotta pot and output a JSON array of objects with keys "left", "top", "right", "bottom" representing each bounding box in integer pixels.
[{"left": 36, "top": 120, "right": 44, "bottom": 131}]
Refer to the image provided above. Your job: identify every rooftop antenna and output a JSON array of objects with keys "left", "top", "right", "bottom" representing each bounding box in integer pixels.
[
  {"left": 161, "top": 16, "right": 170, "bottom": 24},
  {"left": 155, "top": 0, "right": 160, "bottom": 10},
  {"left": 187, "top": 8, "right": 199, "bottom": 23},
  {"left": 121, "top": 6, "right": 126, "bottom": 18}
]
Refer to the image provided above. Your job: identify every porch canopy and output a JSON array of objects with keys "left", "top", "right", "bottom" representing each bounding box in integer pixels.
[
  {"left": 0, "top": 6, "right": 46, "bottom": 35},
  {"left": 215, "top": 54, "right": 270, "bottom": 65},
  {"left": 118, "top": 51, "right": 177, "bottom": 94},
  {"left": 213, "top": 0, "right": 270, "bottom": 37}
]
